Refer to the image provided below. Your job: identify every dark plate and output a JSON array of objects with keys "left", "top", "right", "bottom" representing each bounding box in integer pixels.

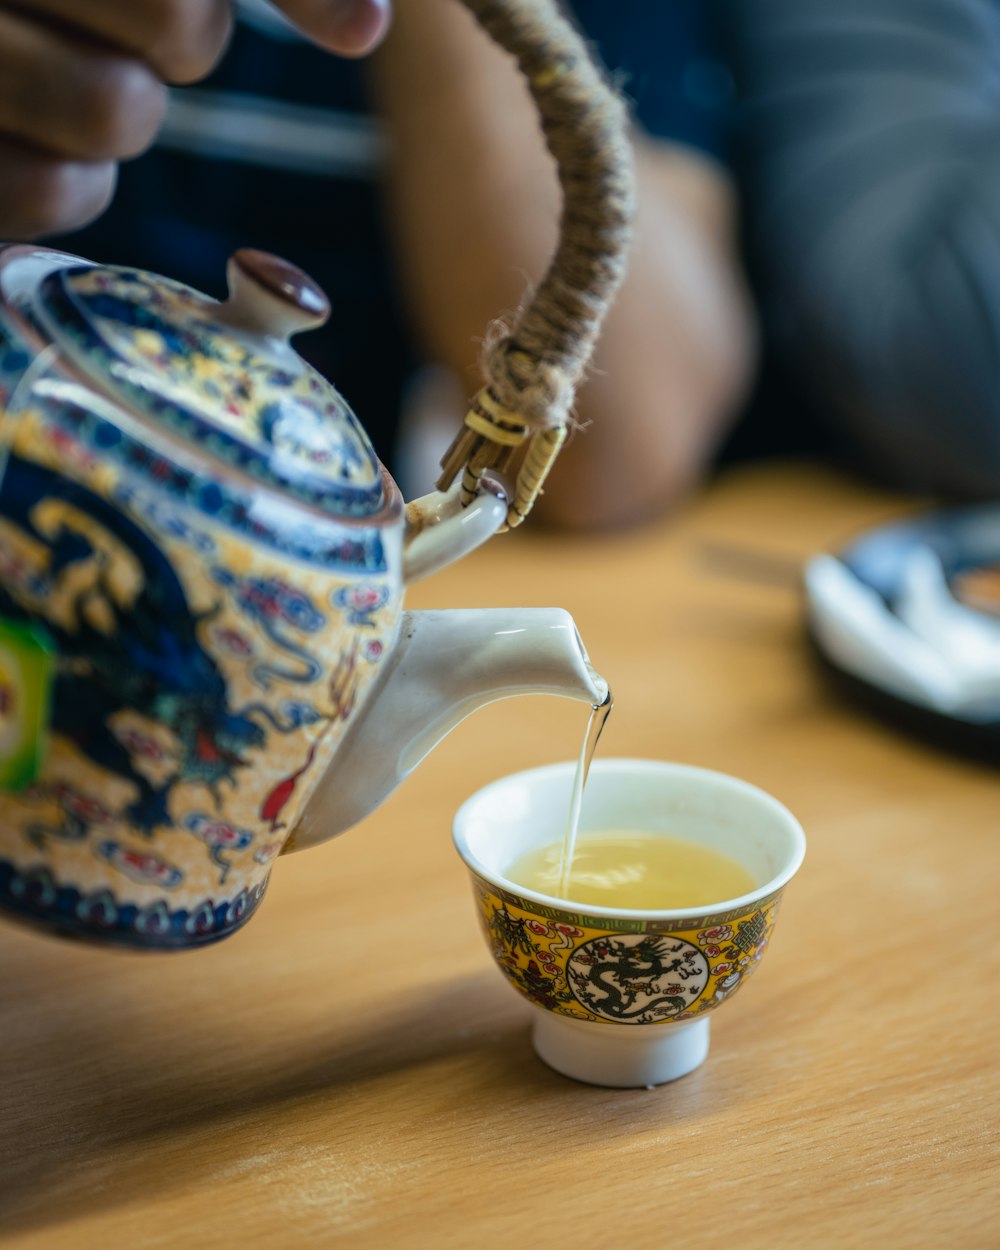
[{"left": 807, "top": 505, "right": 1000, "bottom": 761}]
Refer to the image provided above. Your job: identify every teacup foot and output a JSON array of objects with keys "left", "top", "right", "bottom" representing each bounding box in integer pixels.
[{"left": 531, "top": 1013, "right": 710, "bottom": 1088}]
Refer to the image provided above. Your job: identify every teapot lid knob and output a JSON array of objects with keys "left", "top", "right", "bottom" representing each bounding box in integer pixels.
[{"left": 219, "top": 248, "right": 331, "bottom": 342}]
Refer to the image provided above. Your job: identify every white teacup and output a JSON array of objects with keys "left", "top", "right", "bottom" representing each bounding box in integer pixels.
[{"left": 453, "top": 759, "right": 806, "bottom": 1088}]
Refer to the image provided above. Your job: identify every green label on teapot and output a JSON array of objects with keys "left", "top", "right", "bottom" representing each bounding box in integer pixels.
[{"left": 0, "top": 620, "right": 53, "bottom": 791}]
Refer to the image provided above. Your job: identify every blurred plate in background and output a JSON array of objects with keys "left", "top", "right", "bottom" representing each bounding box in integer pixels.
[{"left": 805, "top": 505, "right": 1000, "bottom": 762}]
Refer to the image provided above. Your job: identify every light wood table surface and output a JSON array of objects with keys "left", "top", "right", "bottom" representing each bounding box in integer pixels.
[{"left": 2, "top": 461, "right": 997, "bottom": 1249}]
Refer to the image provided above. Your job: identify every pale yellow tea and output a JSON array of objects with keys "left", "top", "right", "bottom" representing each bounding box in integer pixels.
[{"left": 506, "top": 830, "right": 757, "bottom": 909}]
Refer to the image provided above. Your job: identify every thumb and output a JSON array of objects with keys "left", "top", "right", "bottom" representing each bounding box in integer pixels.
[{"left": 268, "top": 0, "right": 391, "bottom": 56}]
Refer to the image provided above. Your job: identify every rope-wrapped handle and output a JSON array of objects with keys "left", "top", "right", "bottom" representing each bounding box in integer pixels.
[{"left": 436, "top": 0, "right": 635, "bottom": 529}]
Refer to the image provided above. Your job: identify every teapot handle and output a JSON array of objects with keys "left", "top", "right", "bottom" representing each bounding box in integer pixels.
[
  {"left": 437, "top": 0, "right": 634, "bottom": 529},
  {"left": 402, "top": 476, "right": 507, "bottom": 584}
]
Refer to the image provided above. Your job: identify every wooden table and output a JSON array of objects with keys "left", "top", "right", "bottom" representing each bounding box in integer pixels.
[{"left": 2, "top": 461, "right": 997, "bottom": 1249}]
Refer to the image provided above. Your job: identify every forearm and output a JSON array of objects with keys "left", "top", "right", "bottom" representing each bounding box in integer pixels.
[{"left": 372, "top": 0, "right": 755, "bottom": 528}]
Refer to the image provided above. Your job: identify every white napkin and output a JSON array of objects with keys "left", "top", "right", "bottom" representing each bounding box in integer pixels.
[{"left": 805, "top": 548, "right": 1000, "bottom": 720}]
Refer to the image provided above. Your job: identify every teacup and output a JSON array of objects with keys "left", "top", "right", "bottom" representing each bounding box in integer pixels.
[{"left": 453, "top": 758, "right": 806, "bottom": 1088}]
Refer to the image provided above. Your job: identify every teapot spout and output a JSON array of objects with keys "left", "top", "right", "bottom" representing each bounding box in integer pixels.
[{"left": 292, "top": 608, "right": 607, "bottom": 850}]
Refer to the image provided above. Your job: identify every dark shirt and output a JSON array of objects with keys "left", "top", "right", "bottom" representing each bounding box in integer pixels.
[
  {"left": 54, "top": 0, "right": 730, "bottom": 470},
  {"left": 718, "top": 0, "right": 1000, "bottom": 495}
]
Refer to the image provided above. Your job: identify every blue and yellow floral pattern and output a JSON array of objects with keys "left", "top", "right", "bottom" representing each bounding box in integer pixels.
[
  {"left": 0, "top": 256, "right": 405, "bottom": 949},
  {"left": 35, "top": 264, "right": 385, "bottom": 516}
]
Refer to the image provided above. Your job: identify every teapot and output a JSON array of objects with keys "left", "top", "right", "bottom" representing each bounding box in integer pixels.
[{"left": 0, "top": 0, "right": 633, "bottom": 950}]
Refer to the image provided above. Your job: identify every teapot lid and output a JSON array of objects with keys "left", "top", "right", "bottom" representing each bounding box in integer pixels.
[{"left": 26, "top": 249, "right": 386, "bottom": 519}]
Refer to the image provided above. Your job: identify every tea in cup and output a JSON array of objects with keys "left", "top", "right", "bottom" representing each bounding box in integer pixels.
[{"left": 453, "top": 758, "right": 805, "bottom": 1087}]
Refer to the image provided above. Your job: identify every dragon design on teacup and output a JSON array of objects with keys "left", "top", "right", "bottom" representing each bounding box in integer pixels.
[{"left": 566, "top": 934, "right": 710, "bottom": 1023}]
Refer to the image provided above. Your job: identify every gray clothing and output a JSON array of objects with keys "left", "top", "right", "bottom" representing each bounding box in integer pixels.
[{"left": 722, "top": 0, "right": 1000, "bottom": 496}]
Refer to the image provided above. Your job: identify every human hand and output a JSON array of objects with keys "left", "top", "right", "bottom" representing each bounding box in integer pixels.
[
  {"left": 273, "top": 0, "right": 390, "bottom": 57},
  {"left": 0, "top": 0, "right": 391, "bottom": 238}
]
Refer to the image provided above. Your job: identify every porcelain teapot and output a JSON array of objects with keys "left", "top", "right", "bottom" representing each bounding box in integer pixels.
[
  {"left": 0, "top": 0, "right": 633, "bottom": 950},
  {"left": 0, "top": 244, "right": 611, "bottom": 948}
]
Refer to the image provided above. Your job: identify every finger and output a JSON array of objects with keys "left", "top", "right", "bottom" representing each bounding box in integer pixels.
[
  {"left": 3, "top": 0, "right": 234, "bottom": 83},
  {"left": 270, "top": 0, "right": 391, "bottom": 57},
  {"left": 0, "top": 12, "right": 167, "bottom": 161},
  {"left": 0, "top": 135, "right": 117, "bottom": 238}
]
